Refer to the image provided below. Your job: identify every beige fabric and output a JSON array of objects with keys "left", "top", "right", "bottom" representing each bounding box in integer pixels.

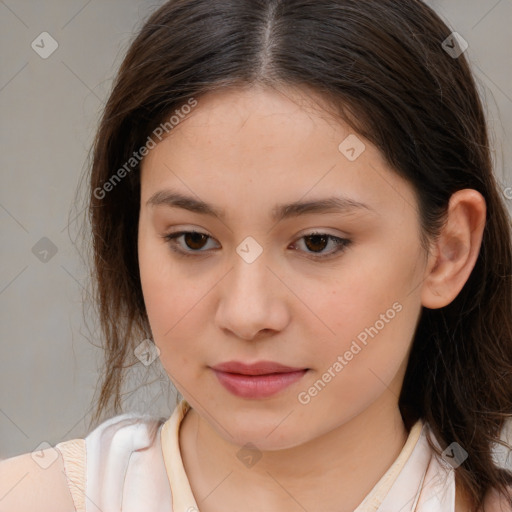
[
  {"left": 354, "top": 420, "right": 423, "bottom": 511},
  {"left": 159, "top": 400, "right": 431, "bottom": 512},
  {"left": 55, "top": 399, "right": 471, "bottom": 511},
  {"left": 55, "top": 438, "right": 87, "bottom": 512},
  {"left": 161, "top": 399, "right": 199, "bottom": 512}
]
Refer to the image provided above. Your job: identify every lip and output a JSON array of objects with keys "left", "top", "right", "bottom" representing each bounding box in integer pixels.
[
  {"left": 211, "top": 360, "right": 306, "bottom": 375},
  {"left": 210, "top": 360, "right": 309, "bottom": 399}
]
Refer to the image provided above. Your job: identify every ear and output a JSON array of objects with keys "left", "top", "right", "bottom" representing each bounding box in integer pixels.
[{"left": 421, "top": 189, "right": 486, "bottom": 309}]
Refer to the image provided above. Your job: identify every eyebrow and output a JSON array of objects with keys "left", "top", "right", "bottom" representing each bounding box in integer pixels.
[{"left": 146, "top": 189, "right": 375, "bottom": 223}]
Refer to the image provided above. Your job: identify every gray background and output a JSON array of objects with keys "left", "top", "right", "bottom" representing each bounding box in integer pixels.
[{"left": 1, "top": 0, "right": 511, "bottom": 459}]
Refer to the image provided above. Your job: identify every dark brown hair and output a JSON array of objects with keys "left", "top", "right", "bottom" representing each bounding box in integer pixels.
[{"left": 77, "top": 0, "right": 512, "bottom": 508}]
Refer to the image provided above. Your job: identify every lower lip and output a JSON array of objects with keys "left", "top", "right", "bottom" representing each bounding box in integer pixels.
[{"left": 211, "top": 369, "right": 308, "bottom": 399}]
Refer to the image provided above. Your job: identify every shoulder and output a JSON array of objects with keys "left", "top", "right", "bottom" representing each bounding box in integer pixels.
[
  {"left": 85, "top": 411, "right": 165, "bottom": 459},
  {"left": 0, "top": 413, "right": 166, "bottom": 512},
  {"left": 0, "top": 445, "right": 74, "bottom": 512},
  {"left": 84, "top": 412, "right": 168, "bottom": 509}
]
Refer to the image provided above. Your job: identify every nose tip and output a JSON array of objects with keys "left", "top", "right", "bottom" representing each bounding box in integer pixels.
[{"left": 214, "top": 254, "right": 291, "bottom": 340}]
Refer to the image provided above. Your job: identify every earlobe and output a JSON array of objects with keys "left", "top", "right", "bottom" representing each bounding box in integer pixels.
[{"left": 421, "top": 189, "right": 486, "bottom": 309}]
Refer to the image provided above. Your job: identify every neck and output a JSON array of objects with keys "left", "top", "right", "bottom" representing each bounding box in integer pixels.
[{"left": 179, "top": 396, "right": 409, "bottom": 512}]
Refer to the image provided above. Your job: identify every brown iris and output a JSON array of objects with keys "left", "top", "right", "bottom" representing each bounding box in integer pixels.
[{"left": 302, "top": 234, "right": 329, "bottom": 253}]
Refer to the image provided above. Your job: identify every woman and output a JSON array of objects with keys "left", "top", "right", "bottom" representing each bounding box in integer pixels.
[{"left": 1, "top": 1, "right": 511, "bottom": 510}]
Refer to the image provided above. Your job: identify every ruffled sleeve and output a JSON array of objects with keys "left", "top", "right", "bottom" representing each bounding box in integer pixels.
[{"left": 55, "top": 438, "right": 87, "bottom": 512}]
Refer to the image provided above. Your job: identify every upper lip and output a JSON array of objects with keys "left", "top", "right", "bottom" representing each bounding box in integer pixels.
[{"left": 211, "top": 360, "right": 307, "bottom": 375}]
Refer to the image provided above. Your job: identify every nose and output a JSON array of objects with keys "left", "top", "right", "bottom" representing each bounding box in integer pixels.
[{"left": 214, "top": 252, "right": 290, "bottom": 341}]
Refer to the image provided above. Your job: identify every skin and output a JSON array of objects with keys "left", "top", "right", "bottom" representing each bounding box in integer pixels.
[{"left": 137, "top": 84, "right": 486, "bottom": 512}]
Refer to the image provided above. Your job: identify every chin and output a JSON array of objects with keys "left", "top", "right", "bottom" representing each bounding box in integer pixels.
[{"left": 217, "top": 414, "right": 313, "bottom": 452}]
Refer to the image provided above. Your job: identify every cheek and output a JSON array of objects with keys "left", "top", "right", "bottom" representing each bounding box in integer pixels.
[
  {"left": 309, "top": 256, "right": 407, "bottom": 341},
  {"left": 138, "top": 231, "right": 212, "bottom": 378},
  {"left": 298, "top": 299, "right": 415, "bottom": 427},
  {"left": 138, "top": 231, "right": 187, "bottom": 342},
  {"left": 304, "top": 247, "right": 421, "bottom": 391},
  {"left": 310, "top": 286, "right": 414, "bottom": 373}
]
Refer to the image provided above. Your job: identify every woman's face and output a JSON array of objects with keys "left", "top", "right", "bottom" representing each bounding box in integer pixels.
[{"left": 138, "top": 85, "right": 430, "bottom": 450}]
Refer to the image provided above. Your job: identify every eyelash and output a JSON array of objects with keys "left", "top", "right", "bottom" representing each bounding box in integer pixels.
[{"left": 162, "top": 230, "right": 351, "bottom": 261}]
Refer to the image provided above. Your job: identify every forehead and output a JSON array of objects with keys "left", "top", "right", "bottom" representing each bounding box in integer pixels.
[
  {"left": 142, "top": 85, "right": 370, "bottom": 178},
  {"left": 170, "top": 85, "right": 348, "bottom": 147},
  {"left": 180, "top": 83, "right": 340, "bottom": 123},
  {"left": 139, "top": 85, "right": 417, "bottom": 225}
]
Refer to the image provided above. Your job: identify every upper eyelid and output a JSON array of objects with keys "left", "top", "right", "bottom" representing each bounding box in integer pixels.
[
  {"left": 165, "top": 228, "right": 347, "bottom": 243},
  {"left": 165, "top": 230, "right": 349, "bottom": 253},
  {"left": 164, "top": 225, "right": 348, "bottom": 237}
]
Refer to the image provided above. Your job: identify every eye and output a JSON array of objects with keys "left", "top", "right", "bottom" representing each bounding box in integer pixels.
[
  {"left": 289, "top": 231, "right": 351, "bottom": 260},
  {"left": 163, "top": 230, "right": 218, "bottom": 257},
  {"left": 162, "top": 230, "right": 351, "bottom": 260}
]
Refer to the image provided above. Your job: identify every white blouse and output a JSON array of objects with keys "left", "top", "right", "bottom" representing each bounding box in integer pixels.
[{"left": 54, "top": 399, "right": 494, "bottom": 512}]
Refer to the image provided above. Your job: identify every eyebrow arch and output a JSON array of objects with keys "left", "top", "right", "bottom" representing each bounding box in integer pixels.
[{"left": 146, "top": 188, "right": 376, "bottom": 222}]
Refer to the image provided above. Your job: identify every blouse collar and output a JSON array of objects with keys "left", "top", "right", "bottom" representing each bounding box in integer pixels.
[{"left": 160, "top": 399, "right": 455, "bottom": 512}]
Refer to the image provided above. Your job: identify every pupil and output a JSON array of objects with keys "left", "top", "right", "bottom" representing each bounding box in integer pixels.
[
  {"left": 305, "top": 234, "right": 327, "bottom": 253},
  {"left": 186, "top": 232, "right": 207, "bottom": 250}
]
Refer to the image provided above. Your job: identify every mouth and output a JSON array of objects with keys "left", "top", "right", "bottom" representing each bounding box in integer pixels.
[
  {"left": 210, "top": 360, "right": 308, "bottom": 375},
  {"left": 210, "top": 361, "right": 309, "bottom": 399}
]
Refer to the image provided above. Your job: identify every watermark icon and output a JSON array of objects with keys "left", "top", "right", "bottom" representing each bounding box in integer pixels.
[
  {"left": 491, "top": 438, "right": 511, "bottom": 469},
  {"left": 236, "top": 236, "right": 264, "bottom": 264},
  {"left": 338, "top": 134, "right": 366, "bottom": 161},
  {"left": 441, "top": 442, "right": 468, "bottom": 468},
  {"left": 31, "top": 32, "right": 58, "bottom": 59},
  {"left": 93, "top": 97, "right": 198, "bottom": 200},
  {"left": 236, "top": 442, "right": 263, "bottom": 468},
  {"left": 31, "top": 237, "right": 58, "bottom": 263},
  {"left": 134, "top": 338, "right": 160, "bottom": 366},
  {"left": 31, "top": 442, "right": 59, "bottom": 469},
  {"left": 503, "top": 187, "right": 512, "bottom": 200},
  {"left": 491, "top": 445, "right": 512, "bottom": 469},
  {"left": 441, "top": 32, "right": 468, "bottom": 59},
  {"left": 297, "top": 301, "right": 403, "bottom": 404}
]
